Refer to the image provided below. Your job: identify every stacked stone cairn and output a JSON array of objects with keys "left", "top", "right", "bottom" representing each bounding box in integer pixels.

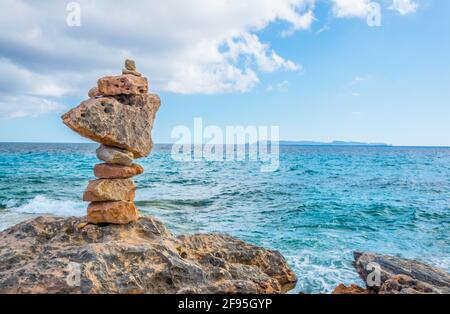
[{"left": 62, "top": 60, "right": 160, "bottom": 224}]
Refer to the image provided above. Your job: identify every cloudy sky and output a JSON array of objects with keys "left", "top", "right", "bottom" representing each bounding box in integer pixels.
[{"left": 1, "top": 0, "right": 449, "bottom": 146}]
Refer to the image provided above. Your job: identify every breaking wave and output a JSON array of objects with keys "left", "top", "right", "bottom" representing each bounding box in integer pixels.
[{"left": 3, "top": 195, "right": 85, "bottom": 216}]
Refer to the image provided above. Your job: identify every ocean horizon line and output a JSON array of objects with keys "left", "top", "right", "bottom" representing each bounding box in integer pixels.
[{"left": 1, "top": 141, "right": 450, "bottom": 148}]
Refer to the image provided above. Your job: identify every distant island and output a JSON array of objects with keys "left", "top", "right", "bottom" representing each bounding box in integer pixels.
[
  {"left": 261, "top": 140, "right": 391, "bottom": 146},
  {"left": 171, "top": 140, "right": 393, "bottom": 147}
]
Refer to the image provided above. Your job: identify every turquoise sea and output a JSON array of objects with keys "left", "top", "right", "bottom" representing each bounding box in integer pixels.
[{"left": 0, "top": 143, "right": 449, "bottom": 293}]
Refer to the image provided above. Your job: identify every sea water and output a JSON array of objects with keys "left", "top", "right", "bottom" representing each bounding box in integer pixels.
[{"left": 0, "top": 143, "right": 449, "bottom": 293}]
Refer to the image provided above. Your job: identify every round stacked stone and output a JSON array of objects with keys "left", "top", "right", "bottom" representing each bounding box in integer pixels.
[{"left": 84, "top": 145, "right": 143, "bottom": 224}]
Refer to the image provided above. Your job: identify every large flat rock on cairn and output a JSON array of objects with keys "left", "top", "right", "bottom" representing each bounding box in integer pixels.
[
  {"left": 0, "top": 216, "right": 297, "bottom": 294},
  {"left": 62, "top": 94, "right": 160, "bottom": 158}
]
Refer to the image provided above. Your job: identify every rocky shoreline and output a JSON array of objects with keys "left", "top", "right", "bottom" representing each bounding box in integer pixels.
[
  {"left": 332, "top": 252, "right": 450, "bottom": 294},
  {"left": 0, "top": 215, "right": 297, "bottom": 294},
  {"left": 0, "top": 215, "right": 449, "bottom": 294}
]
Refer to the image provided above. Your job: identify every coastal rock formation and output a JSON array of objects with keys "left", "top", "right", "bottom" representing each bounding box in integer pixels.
[
  {"left": 331, "top": 284, "right": 373, "bottom": 294},
  {"left": 333, "top": 251, "right": 450, "bottom": 294},
  {"left": 62, "top": 95, "right": 160, "bottom": 158},
  {"left": 62, "top": 60, "right": 160, "bottom": 224},
  {"left": 0, "top": 216, "right": 297, "bottom": 294},
  {"left": 378, "top": 274, "right": 442, "bottom": 294},
  {"left": 354, "top": 251, "right": 450, "bottom": 293}
]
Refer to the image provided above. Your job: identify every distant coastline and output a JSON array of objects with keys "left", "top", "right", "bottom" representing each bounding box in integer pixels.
[
  {"left": 275, "top": 140, "right": 392, "bottom": 147},
  {"left": 3, "top": 142, "right": 450, "bottom": 148}
]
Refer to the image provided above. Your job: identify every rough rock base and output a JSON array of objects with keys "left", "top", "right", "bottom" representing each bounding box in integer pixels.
[{"left": 0, "top": 216, "right": 297, "bottom": 294}]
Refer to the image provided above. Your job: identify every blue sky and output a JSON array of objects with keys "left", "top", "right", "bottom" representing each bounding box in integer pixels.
[{"left": 0, "top": 0, "right": 449, "bottom": 146}]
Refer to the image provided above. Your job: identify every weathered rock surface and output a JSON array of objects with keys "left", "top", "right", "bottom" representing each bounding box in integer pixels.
[
  {"left": 83, "top": 179, "right": 136, "bottom": 202},
  {"left": 0, "top": 216, "right": 297, "bottom": 294},
  {"left": 88, "top": 87, "right": 102, "bottom": 98},
  {"left": 87, "top": 201, "right": 139, "bottom": 224},
  {"left": 331, "top": 284, "right": 373, "bottom": 294},
  {"left": 125, "top": 59, "right": 137, "bottom": 71},
  {"left": 333, "top": 251, "right": 450, "bottom": 294},
  {"left": 96, "top": 145, "right": 134, "bottom": 166},
  {"left": 122, "top": 69, "right": 142, "bottom": 77},
  {"left": 353, "top": 252, "right": 450, "bottom": 294},
  {"left": 61, "top": 95, "right": 160, "bottom": 158},
  {"left": 98, "top": 75, "right": 148, "bottom": 96},
  {"left": 111, "top": 94, "right": 157, "bottom": 108},
  {"left": 94, "top": 163, "right": 144, "bottom": 179},
  {"left": 378, "top": 274, "right": 442, "bottom": 294}
]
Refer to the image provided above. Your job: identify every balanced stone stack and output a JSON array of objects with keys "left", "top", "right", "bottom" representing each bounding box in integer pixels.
[{"left": 62, "top": 60, "right": 160, "bottom": 224}]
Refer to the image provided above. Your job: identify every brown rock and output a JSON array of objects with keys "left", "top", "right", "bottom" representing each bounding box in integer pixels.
[
  {"left": 61, "top": 95, "right": 160, "bottom": 158},
  {"left": 87, "top": 201, "right": 139, "bottom": 224},
  {"left": 88, "top": 87, "right": 102, "bottom": 98},
  {"left": 94, "top": 163, "right": 144, "bottom": 179},
  {"left": 379, "top": 275, "right": 444, "bottom": 294},
  {"left": 112, "top": 94, "right": 156, "bottom": 108},
  {"left": 353, "top": 251, "right": 450, "bottom": 293},
  {"left": 178, "top": 233, "right": 298, "bottom": 293},
  {"left": 83, "top": 179, "right": 136, "bottom": 202},
  {"left": 0, "top": 216, "right": 297, "bottom": 293},
  {"left": 122, "top": 69, "right": 142, "bottom": 77},
  {"left": 332, "top": 284, "right": 373, "bottom": 294},
  {"left": 97, "top": 75, "right": 148, "bottom": 96},
  {"left": 96, "top": 145, "right": 134, "bottom": 166},
  {"left": 125, "top": 59, "right": 137, "bottom": 71}
]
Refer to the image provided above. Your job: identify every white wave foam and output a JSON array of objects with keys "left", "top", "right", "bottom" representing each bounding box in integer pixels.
[
  {"left": 8, "top": 195, "right": 85, "bottom": 216},
  {"left": 1, "top": 199, "right": 19, "bottom": 208},
  {"left": 286, "top": 248, "right": 363, "bottom": 293}
]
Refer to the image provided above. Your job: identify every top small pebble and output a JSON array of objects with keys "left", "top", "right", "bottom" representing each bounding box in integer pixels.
[{"left": 123, "top": 59, "right": 142, "bottom": 76}]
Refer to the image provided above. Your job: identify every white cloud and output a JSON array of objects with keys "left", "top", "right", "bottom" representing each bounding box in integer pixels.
[
  {"left": 0, "top": 58, "right": 69, "bottom": 118},
  {"left": 225, "top": 32, "right": 301, "bottom": 73},
  {"left": 0, "top": 0, "right": 421, "bottom": 118},
  {"left": 0, "top": 58, "right": 70, "bottom": 97},
  {"left": 0, "top": 0, "right": 314, "bottom": 97},
  {"left": 332, "top": 0, "right": 372, "bottom": 18},
  {"left": 0, "top": 95, "right": 65, "bottom": 118},
  {"left": 389, "top": 0, "right": 417, "bottom": 15},
  {"left": 333, "top": 0, "right": 418, "bottom": 18}
]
